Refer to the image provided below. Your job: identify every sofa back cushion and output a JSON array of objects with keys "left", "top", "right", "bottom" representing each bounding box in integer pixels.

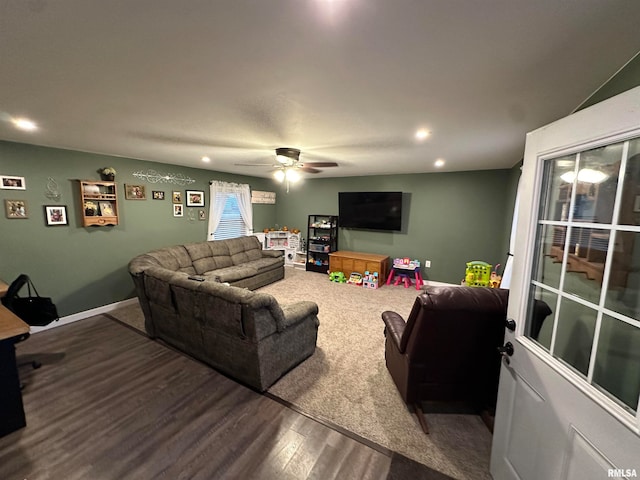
[
  {"left": 142, "top": 245, "right": 196, "bottom": 274},
  {"left": 185, "top": 241, "right": 233, "bottom": 275},
  {"left": 226, "top": 236, "right": 263, "bottom": 266}
]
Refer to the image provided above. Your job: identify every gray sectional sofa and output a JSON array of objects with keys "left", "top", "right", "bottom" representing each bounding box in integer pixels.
[{"left": 128, "top": 236, "right": 320, "bottom": 391}]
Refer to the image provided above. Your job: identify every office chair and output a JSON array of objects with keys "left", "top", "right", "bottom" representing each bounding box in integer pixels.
[{"left": 1, "top": 274, "right": 59, "bottom": 369}]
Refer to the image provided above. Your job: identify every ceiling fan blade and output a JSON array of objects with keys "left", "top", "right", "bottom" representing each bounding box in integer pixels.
[
  {"left": 302, "top": 161, "right": 338, "bottom": 168},
  {"left": 299, "top": 166, "right": 321, "bottom": 174}
]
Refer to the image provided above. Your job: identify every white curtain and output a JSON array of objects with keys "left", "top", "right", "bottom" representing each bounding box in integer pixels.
[
  {"left": 501, "top": 175, "right": 521, "bottom": 289},
  {"left": 207, "top": 181, "right": 252, "bottom": 240},
  {"left": 235, "top": 183, "right": 253, "bottom": 233}
]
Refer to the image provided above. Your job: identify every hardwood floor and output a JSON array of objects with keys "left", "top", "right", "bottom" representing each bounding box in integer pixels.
[{"left": 0, "top": 317, "right": 391, "bottom": 480}]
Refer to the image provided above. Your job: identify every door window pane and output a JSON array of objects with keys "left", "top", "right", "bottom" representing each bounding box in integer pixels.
[
  {"left": 561, "top": 227, "right": 608, "bottom": 305},
  {"left": 532, "top": 224, "right": 564, "bottom": 289},
  {"left": 553, "top": 298, "right": 597, "bottom": 376},
  {"left": 617, "top": 140, "right": 640, "bottom": 227},
  {"left": 573, "top": 144, "right": 622, "bottom": 224},
  {"left": 527, "top": 286, "right": 557, "bottom": 350},
  {"left": 604, "top": 231, "right": 640, "bottom": 321},
  {"left": 539, "top": 156, "right": 576, "bottom": 221},
  {"left": 593, "top": 315, "right": 640, "bottom": 413}
]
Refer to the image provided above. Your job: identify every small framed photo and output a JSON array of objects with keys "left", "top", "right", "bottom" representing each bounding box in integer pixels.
[
  {"left": 198, "top": 209, "right": 206, "bottom": 221},
  {"left": 172, "top": 191, "right": 182, "bottom": 204},
  {"left": 634, "top": 195, "right": 640, "bottom": 213},
  {"left": 44, "top": 205, "right": 68, "bottom": 226},
  {"left": 99, "top": 201, "right": 115, "bottom": 216},
  {"left": 173, "top": 204, "right": 184, "bottom": 217},
  {"left": 5, "top": 199, "right": 28, "bottom": 218},
  {"left": 186, "top": 190, "right": 205, "bottom": 207},
  {"left": 125, "top": 184, "right": 146, "bottom": 200},
  {"left": 0, "top": 175, "right": 26, "bottom": 190},
  {"left": 152, "top": 190, "right": 165, "bottom": 200}
]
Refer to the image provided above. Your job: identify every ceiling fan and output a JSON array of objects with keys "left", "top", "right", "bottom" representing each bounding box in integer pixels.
[{"left": 236, "top": 147, "right": 338, "bottom": 191}]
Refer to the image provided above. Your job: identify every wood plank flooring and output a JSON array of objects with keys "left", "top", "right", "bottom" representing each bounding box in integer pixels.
[{"left": 0, "top": 317, "right": 391, "bottom": 480}]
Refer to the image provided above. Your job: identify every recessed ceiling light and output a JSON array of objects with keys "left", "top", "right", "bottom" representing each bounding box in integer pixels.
[
  {"left": 415, "top": 129, "right": 430, "bottom": 141},
  {"left": 201, "top": 156, "right": 211, "bottom": 163},
  {"left": 13, "top": 118, "right": 37, "bottom": 131},
  {"left": 434, "top": 159, "right": 445, "bottom": 168}
]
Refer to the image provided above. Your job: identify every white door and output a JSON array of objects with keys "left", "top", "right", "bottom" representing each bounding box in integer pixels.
[{"left": 491, "top": 86, "right": 640, "bottom": 480}]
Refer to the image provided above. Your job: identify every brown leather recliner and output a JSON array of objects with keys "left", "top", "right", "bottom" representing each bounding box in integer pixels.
[{"left": 382, "top": 286, "right": 509, "bottom": 433}]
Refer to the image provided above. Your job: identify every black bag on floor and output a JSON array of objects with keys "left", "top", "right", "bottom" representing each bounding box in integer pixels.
[{"left": 2, "top": 274, "right": 59, "bottom": 326}]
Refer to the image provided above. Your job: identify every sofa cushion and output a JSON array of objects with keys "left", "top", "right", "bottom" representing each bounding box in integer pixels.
[
  {"left": 242, "top": 257, "right": 284, "bottom": 273},
  {"left": 211, "top": 265, "right": 259, "bottom": 282},
  {"left": 147, "top": 246, "right": 196, "bottom": 274},
  {"left": 185, "top": 241, "right": 233, "bottom": 275},
  {"left": 226, "top": 236, "right": 263, "bottom": 265}
]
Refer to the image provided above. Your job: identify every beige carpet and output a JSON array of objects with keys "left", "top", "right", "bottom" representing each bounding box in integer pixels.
[{"left": 111, "top": 268, "right": 492, "bottom": 480}]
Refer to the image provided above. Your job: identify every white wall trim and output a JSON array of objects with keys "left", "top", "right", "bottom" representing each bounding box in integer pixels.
[{"left": 30, "top": 297, "right": 139, "bottom": 334}]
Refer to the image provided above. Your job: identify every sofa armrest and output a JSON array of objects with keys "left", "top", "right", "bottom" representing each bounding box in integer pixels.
[
  {"left": 382, "top": 311, "right": 406, "bottom": 353},
  {"left": 278, "top": 301, "right": 319, "bottom": 331},
  {"left": 262, "top": 249, "right": 284, "bottom": 258}
]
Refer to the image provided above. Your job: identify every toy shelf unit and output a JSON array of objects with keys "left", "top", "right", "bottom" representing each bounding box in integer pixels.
[
  {"left": 264, "top": 230, "right": 303, "bottom": 267},
  {"left": 306, "top": 214, "right": 338, "bottom": 273},
  {"left": 78, "top": 180, "right": 119, "bottom": 227}
]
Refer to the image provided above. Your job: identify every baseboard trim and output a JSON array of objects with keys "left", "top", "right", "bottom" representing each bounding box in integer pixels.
[{"left": 30, "top": 297, "right": 139, "bottom": 334}]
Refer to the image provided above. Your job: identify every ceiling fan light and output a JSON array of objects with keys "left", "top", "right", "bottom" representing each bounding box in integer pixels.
[
  {"left": 276, "top": 155, "right": 288, "bottom": 164},
  {"left": 285, "top": 168, "right": 300, "bottom": 182},
  {"left": 273, "top": 169, "right": 285, "bottom": 182}
]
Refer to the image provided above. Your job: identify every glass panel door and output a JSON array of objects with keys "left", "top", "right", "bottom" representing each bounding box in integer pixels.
[{"left": 525, "top": 138, "right": 640, "bottom": 414}]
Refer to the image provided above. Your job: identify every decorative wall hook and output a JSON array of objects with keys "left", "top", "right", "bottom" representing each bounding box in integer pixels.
[
  {"left": 45, "top": 177, "right": 61, "bottom": 200},
  {"left": 132, "top": 169, "right": 196, "bottom": 185}
]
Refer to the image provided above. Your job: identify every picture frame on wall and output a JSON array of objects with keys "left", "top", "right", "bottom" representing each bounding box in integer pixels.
[
  {"left": 44, "top": 205, "right": 68, "bottom": 226},
  {"left": 152, "top": 190, "right": 165, "bottom": 200},
  {"left": 125, "top": 184, "right": 146, "bottom": 200},
  {"left": 198, "top": 209, "right": 206, "bottom": 221},
  {"left": 0, "top": 175, "right": 26, "bottom": 190},
  {"left": 172, "top": 191, "right": 182, "bottom": 204},
  {"left": 173, "top": 204, "right": 183, "bottom": 217},
  {"left": 4, "top": 199, "right": 28, "bottom": 218},
  {"left": 186, "top": 190, "right": 205, "bottom": 207}
]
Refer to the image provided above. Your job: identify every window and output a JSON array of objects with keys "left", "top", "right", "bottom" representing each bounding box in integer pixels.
[
  {"left": 208, "top": 181, "right": 253, "bottom": 241},
  {"left": 212, "top": 195, "right": 247, "bottom": 240},
  {"left": 527, "top": 138, "right": 640, "bottom": 414}
]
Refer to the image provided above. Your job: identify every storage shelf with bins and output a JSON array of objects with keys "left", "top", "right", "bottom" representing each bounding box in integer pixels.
[
  {"left": 306, "top": 214, "right": 338, "bottom": 273},
  {"left": 79, "top": 180, "right": 119, "bottom": 227}
]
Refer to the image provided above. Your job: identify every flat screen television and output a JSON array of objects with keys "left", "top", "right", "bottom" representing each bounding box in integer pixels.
[{"left": 338, "top": 191, "right": 402, "bottom": 231}]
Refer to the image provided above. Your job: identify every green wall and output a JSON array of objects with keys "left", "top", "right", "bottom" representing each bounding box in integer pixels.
[
  {"left": 576, "top": 52, "right": 640, "bottom": 112},
  {"left": 277, "top": 169, "right": 514, "bottom": 284},
  {"left": 0, "top": 141, "right": 276, "bottom": 316},
  {"left": 1, "top": 140, "right": 517, "bottom": 318}
]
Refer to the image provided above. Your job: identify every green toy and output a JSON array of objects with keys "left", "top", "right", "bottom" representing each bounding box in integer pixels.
[
  {"left": 464, "top": 261, "right": 492, "bottom": 287},
  {"left": 329, "top": 271, "right": 347, "bottom": 283}
]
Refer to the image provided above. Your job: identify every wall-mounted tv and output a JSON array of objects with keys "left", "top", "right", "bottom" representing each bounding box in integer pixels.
[{"left": 338, "top": 191, "right": 402, "bottom": 231}]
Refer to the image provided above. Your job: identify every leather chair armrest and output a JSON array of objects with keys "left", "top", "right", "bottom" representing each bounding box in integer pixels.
[{"left": 382, "top": 311, "right": 406, "bottom": 352}]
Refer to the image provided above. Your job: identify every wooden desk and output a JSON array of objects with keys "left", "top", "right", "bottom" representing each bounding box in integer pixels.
[
  {"left": 0, "top": 301, "right": 30, "bottom": 437},
  {"left": 329, "top": 251, "right": 391, "bottom": 284}
]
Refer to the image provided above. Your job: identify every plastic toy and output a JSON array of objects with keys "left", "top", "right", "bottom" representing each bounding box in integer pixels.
[
  {"left": 489, "top": 264, "right": 502, "bottom": 288},
  {"left": 387, "top": 258, "right": 423, "bottom": 290},
  {"left": 462, "top": 261, "right": 492, "bottom": 287},
  {"left": 329, "top": 271, "right": 347, "bottom": 283},
  {"left": 347, "top": 272, "right": 363, "bottom": 285},
  {"left": 362, "top": 271, "right": 379, "bottom": 289}
]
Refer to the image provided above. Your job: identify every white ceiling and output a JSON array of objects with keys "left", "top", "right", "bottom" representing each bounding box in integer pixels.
[{"left": 1, "top": 1, "right": 640, "bottom": 179}]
